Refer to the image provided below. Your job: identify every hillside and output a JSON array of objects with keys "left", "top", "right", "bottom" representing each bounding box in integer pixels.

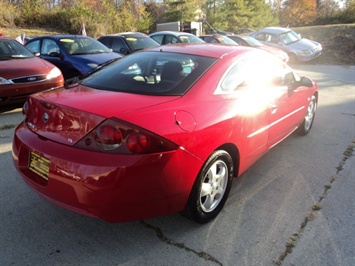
[
  {"left": 294, "top": 23, "right": 355, "bottom": 65},
  {"left": 2, "top": 24, "right": 355, "bottom": 65}
]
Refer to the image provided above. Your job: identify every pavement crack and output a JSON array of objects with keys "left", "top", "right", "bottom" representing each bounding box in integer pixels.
[
  {"left": 274, "top": 138, "right": 355, "bottom": 265},
  {"left": 0, "top": 124, "right": 17, "bottom": 131},
  {"left": 140, "top": 220, "right": 223, "bottom": 265},
  {"left": 341, "top": 112, "right": 355, "bottom": 117}
]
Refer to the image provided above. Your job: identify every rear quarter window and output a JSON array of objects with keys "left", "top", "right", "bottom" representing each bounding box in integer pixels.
[{"left": 81, "top": 51, "right": 217, "bottom": 96}]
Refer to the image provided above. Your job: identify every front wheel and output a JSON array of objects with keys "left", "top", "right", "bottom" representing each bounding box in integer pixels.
[
  {"left": 297, "top": 95, "right": 317, "bottom": 136},
  {"left": 182, "top": 150, "right": 234, "bottom": 223}
]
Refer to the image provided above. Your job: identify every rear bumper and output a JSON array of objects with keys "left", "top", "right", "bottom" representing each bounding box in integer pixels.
[{"left": 12, "top": 122, "right": 202, "bottom": 222}]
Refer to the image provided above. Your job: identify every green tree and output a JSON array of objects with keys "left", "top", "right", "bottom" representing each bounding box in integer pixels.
[
  {"left": 206, "top": 0, "right": 278, "bottom": 32},
  {"left": 164, "top": 0, "right": 206, "bottom": 24}
]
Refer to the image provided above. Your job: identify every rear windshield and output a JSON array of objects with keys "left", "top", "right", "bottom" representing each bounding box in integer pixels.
[{"left": 81, "top": 51, "right": 217, "bottom": 96}]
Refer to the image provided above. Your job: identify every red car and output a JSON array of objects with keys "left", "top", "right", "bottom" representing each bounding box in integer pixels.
[
  {"left": 0, "top": 37, "right": 64, "bottom": 108},
  {"left": 227, "top": 35, "right": 289, "bottom": 63},
  {"left": 12, "top": 44, "right": 318, "bottom": 223}
]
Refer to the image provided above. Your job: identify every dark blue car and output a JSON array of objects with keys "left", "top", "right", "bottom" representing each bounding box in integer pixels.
[{"left": 25, "top": 35, "right": 122, "bottom": 80}]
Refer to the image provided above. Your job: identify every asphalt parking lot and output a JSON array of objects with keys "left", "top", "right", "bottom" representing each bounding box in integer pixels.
[{"left": 0, "top": 65, "right": 354, "bottom": 266}]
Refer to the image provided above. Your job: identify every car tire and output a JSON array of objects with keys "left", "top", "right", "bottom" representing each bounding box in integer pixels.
[
  {"left": 297, "top": 95, "right": 317, "bottom": 136},
  {"left": 182, "top": 150, "right": 234, "bottom": 223}
]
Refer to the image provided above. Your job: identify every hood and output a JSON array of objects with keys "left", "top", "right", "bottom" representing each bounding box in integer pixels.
[
  {"left": 0, "top": 57, "right": 53, "bottom": 79},
  {"left": 25, "top": 85, "right": 179, "bottom": 145},
  {"left": 70, "top": 52, "right": 122, "bottom": 65}
]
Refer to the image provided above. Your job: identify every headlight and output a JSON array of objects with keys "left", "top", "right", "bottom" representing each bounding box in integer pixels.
[
  {"left": 0, "top": 77, "right": 12, "bottom": 85},
  {"left": 87, "top": 63, "right": 98, "bottom": 69},
  {"left": 46, "top": 67, "right": 62, "bottom": 79}
]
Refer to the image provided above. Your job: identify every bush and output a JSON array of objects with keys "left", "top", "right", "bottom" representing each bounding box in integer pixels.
[{"left": 0, "top": 2, "right": 18, "bottom": 27}]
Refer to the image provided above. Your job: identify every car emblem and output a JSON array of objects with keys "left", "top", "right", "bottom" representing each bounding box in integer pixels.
[
  {"left": 28, "top": 77, "right": 37, "bottom": 81},
  {"left": 43, "top": 113, "right": 49, "bottom": 123}
]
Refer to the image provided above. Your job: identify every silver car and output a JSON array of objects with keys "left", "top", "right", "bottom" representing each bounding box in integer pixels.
[
  {"left": 149, "top": 31, "right": 205, "bottom": 45},
  {"left": 250, "top": 27, "right": 322, "bottom": 63}
]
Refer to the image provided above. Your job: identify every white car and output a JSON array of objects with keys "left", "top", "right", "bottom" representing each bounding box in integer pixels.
[{"left": 250, "top": 27, "right": 322, "bottom": 63}]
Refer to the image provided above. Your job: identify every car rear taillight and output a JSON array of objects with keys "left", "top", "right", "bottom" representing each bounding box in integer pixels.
[
  {"left": 75, "top": 118, "right": 178, "bottom": 154},
  {"left": 22, "top": 101, "right": 29, "bottom": 115},
  {"left": 126, "top": 132, "right": 151, "bottom": 153},
  {"left": 94, "top": 125, "right": 123, "bottom": 151}
]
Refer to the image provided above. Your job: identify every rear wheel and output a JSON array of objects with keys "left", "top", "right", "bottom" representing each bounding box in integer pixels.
[
  {"left": 297, "top": 95, "right": 317, "bottom": 136},
  {"left": 182, "top": 150, "right": 234, "bottom": 223}
]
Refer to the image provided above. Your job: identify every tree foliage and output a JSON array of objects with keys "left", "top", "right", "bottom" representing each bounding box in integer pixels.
[
  {"left": 205, "top": 0, "right": 278, "bottom": 32},
  {"left": 281, "top": 0, "right": 317, "bottom": 26}
]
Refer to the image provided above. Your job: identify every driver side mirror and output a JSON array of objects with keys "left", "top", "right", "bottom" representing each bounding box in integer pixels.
[
  {"left": 299, "top": 76, "right": 314, "bottom": 87},
  {"left": 48, "top": 52, "right": 61, "bottom": 58},
  {"left": 120, "top": 47, "right": 130, "bottom": 55}
]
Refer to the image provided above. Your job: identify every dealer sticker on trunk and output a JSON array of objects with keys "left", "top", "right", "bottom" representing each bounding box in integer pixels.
[{"left": 29, "top": 152, "right": 50, "bottom": 180}]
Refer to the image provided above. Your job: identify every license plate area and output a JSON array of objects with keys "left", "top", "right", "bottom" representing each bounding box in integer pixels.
[{"left": 29, "top": 152, "right": 50, "bottom": 180}]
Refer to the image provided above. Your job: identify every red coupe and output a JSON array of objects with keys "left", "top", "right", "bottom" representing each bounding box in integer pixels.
[{"left": 12, "top": 44, "right": 318, "bottom": 223}]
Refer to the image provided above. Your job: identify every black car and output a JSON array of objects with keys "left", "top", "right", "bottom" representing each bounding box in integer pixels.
[
  {"left": 98, "top": 32, "right": 160, "bottom": 56},
  {"left": 25, "top": 35, "right": 122, "bottom": 80}
]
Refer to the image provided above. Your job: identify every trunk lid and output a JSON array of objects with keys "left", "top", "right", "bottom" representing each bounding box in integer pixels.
[{"left": 25, "top": 85, "right": 180, "bottom": 146}]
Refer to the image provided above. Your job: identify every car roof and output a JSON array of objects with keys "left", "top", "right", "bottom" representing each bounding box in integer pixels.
[
  {"left": 258, "top": 27, "right": 291, "bottom": 34},
  {"left": 150, "top": 31, "right": 196, "bottom": 36},
  {"left": 100, "top": 32, "right": 149, "bottom": 38},
  {"left": 28, "top": 35, "right": 93, "bottom": 40},
  {"left": 144, "top": 43, "right": 254, "bottom": 59},
  {"left": 200, "top": 35, "right": 223, "bottom": 38}
]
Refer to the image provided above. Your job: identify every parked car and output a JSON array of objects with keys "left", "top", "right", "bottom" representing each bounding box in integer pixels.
[
  {"left": 249, "top": 27, "right": 322, "bottom": 63},
  {"left": 98, "top": 32, "right": 160, "bottom": 56},
  {"left": 149, "top": 31, "right": 205, "bottom": 45},
  {"left": 13, "top": 44, "right": 318, "bottom": 223},
  {"left": 227, "top": 35, "right": 289, "bottom": 63},
  {"left": 0, "top": 37, "right": 64, "bottom": 109},
  {"left": 25, "top": 35, "right": 122, "bottom": 80},
  {"left": 199, "top": 35, "right": 239, "bottom": 45}
]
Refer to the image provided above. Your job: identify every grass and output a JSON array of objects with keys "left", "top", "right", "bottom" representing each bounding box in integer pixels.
[{"left": 2, "top": 27, "right": 65, "bottom": 39}]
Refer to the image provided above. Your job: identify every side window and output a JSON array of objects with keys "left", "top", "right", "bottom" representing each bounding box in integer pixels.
[
  {"left": 219, "top": 56, "right": 250, "bottom": 92},
  {"left": 204, "top": 37, "right": 217, "bottom": 43},
  {"left": 255, "top": 33, "right": 265, "bottom": 41},
  {"left": 98, "top": 37, "right": 110, "bottom": 47},
  {"left": 25, "top": 40, "right": 41, "bottom": 53},
  {"left": 111, "top": 38, "right": 128, "bottom": 53},
  {"left": 266, "top": 34, "right": 279, "bottom": 43},
  {"left": 218, "top": 52, "right": 292, "bottom": 93},
  {"left": 42, "top": 39, "right": 60, "bottom": 55},
  {"left": 165, "top": 35, "right": 180, "bottom": 44},
  {"left": 151, "top": 35, "right": 163, "bottom": 45}
]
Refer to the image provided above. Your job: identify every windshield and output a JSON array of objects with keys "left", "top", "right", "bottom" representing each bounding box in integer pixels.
[
  {"left": 81, "top": 51, "right": 216, "bottom": 96},
  {"left": 179, "top": 35, "right": 205, "bottom": 43},
  {"left": 60, "top": 37, "right": 112, "bottom": 55},
  {"left": 0, "top": 39, "right": 34, "bottom": 60},
  {"left": 279, "top": 30, "right": 301, "bottom": 45},
  {"left": 217, "top": 36, "right": 238, "bottom": 45},
  {"left": 125, "top": 36, "right": 160, "bottom": 51},
  {"left": 243, "top": 36, "right": 264, "bottom": 47}
]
